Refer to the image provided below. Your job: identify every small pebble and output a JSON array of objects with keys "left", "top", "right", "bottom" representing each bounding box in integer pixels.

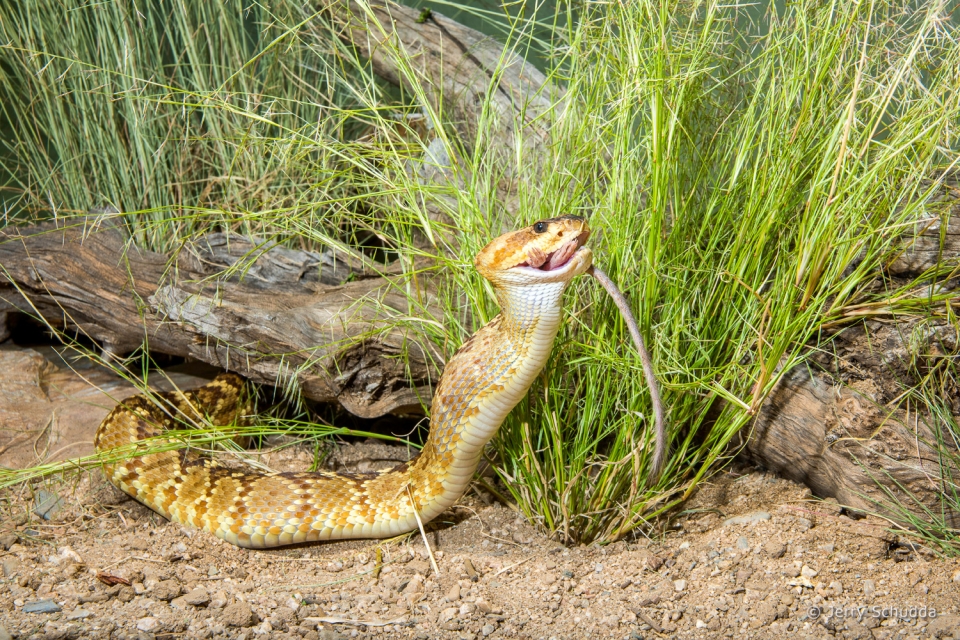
[
  {"left": 737, "top": 536, "right": 750, "bottom": 550},
  {"left": 23, "top": 599, "right": 61, "bottom": 614},
  {"left": 183, "top": 587, "right": 211, "bottom": 607},
  {"left": 464, "top": 559, "right": 479, "bottom": 581},
  {"left": 33, "top": 490, "right": 63, "bottom": 520},
  {"left": 481, "top": 623, "right": 497, "bottom": 636},
  {"left": 136, "top": 617, "right": 161, "bottom": 633},
  {"left": 444, "top": 584, "right": 461, "bottom": 602},
  {"left": 673, "top": 579, "right": 687, "bottom": 592},
  {"left": 722, "top": 512, "right": 771, "bottom": 526},
  {"left": 66, "top": 608, "right": 94, "bottom": 621},
  {"left": 2, "top": 558, "right": 19, "bottom": 578}
]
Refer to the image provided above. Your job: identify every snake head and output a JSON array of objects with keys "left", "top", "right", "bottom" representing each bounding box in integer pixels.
[{"left": 475, "top": 215, "right": 592, "bottom": 286}]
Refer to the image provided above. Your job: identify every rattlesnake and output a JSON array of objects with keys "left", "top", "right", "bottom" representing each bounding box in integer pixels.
[{"left": 96, "top": 216, "right": 664, "bottom": 548}]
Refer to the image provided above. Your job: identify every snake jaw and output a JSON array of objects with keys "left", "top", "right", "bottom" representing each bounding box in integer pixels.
[{"left": 476, "top": 216, "right": 592, "bottom": 285}]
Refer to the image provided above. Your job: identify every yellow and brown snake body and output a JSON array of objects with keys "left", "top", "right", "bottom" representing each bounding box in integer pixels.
[{"left": 96, "top": 217, "right": 595, "bottom": 548}]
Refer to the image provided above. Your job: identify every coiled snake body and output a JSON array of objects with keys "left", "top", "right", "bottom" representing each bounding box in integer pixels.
[{"left": 96, "top": 217, "right": 602, "bottom": 548}]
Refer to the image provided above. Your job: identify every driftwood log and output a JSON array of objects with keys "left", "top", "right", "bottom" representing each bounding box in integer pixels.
[
  {"left": 1, "top": 0, "right": 959, "bottom": 532},
  {"left": 0, "top": 219, "right": 440, "bottom": 418},
  {"left": 745, "top": 205, "right": 960, "bottom": 527}
]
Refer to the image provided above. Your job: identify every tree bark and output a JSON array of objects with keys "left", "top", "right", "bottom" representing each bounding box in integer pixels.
[
  {"left": 0, "top": 219, "right": 441, "bottom": 419},
  {"left": 330, "top": 0, "right": 561, "bottom": 166},
  {"left": 745, "top": 195, "right": 960, "bottom": 526}
]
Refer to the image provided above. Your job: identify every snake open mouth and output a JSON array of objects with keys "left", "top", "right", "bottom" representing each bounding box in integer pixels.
[{"left": 516, "top": 233, "right": 589, "bottom": 272}]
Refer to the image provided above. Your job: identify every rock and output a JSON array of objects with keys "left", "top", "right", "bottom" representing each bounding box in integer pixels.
[
  {"left": 183, "top": 587, "right": 210, "bottom": 607},
  {"left": 223, "top": 601, "right": 260, "bottom": 627},
  {"left": 753, "top": 601, "right": 777, "bottom": 626},
  {"left": 253, "top": 620, "right": 274, "bottom": 635},
  {"left": 153, "top": 579, "right": 182, "bottom": 601},
  {"left": 402, "top": 574, "right": 424, "bottom": 597},
  {"left": 2, "top": 557, "right": 19, "bottom": 578},
  {"left": 828, "top": 581, "right": 843, "bottom": 595},
  {"left": 600, "top": 614, "right": 619, "bottom": 629},
  {"left": 788, "top": 576, "right": 814, "bottom": 589},
  {"left": 444, "top": 584, "right": 461, "bottom": 602},
  {"left": 641, "top": 554, "right": 664, "bottom": 572},
  {"left": 0, "top": 624, "right": 10, "bottom": 640},
  {"left": 137, "top": 617, "right": 161, "bottom": 632},
  {"left": 438, "top": 607, "right": 458, "bottom": 623},
  {"left": 862, "top": 579, "right": 875, "bottom": 598},
  {"left": 57, "top": 546, "right": 83, "bottom": 564},
  {"left": 476, "top": 600, "right": 496, "bottom": 614},
  {"left": 842, "top": 619, "right": 873, "bottom": 639},
  {"left": 459, "top": 602, "right": 477, "bottom": 617},
  {"left": 65, "top": 608, "right": 94, "bottom": 621},
  {"left": 22, "top": 599, "right": 61, "bottom": 614},
  {"left": 819, "top": 543, "right": 835, "bottom": 553},
  {"left": 33, "top": 490, "right": 64, "bottom": 520},
  {"left": 78, "top": 593, "right": 109, "bottom": 604},
  {"left": 439, "top": 621, "right": 460, "bottom": 631},
  {"left": 927, "top": 615, "right": 960, "bottom": 639},
  {"left": 722, "top": 512, "right": 771, "bottom": 526},
  {"left": 0, "top": 533, "right": 17, "bottom": 550},
  {"left": 765, "top": 542, "right": 786, "bottom": 559},
  {"left": 210, "top": 590, "right": 228, "bottom": 609},
  {"left": 269, "top": 606, "right": 297, "bottom": 631},
  {"left": 952, "top": 568, "right": 960, "bottom": 583},
  {"left": 673, "top": 579, "right": 686, "bottom": 592},
  {"left": 800, "top": 565, "right": 818, "bottom": 579},
  {"left": 737, "top": 536, "right": 750, "bottom": 550}
]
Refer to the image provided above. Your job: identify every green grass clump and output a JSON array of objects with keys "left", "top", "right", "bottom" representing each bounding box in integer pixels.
[{"left": 2, "top": 0, "right": 959, "bottom": 545}]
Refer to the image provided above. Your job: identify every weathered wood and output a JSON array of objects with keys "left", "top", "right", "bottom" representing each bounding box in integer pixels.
[
  {"left": 330, "top": 0, "right": 561, "bottom": 162},
  {"left": 888, "top": 209, "right": 960, "bottom": 276},
  {"left": 178, "top": 232, "right": 365, "bottom": 288},
  {"left": 329, "top": 0, "right": 562, "bottom": 221},
  {"left": 746, "top": 317, "right": 960, "bottom": 527},
  {"left": 0, "top": 219, "right": 442, "bottom": 419}
]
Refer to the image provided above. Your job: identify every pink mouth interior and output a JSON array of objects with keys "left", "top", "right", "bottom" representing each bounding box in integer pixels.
[{"left": 516, "top": 238, "right": 581, "bottom": 271}]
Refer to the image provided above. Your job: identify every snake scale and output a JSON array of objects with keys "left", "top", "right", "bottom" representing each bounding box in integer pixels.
[{"left": 96, "top": 216, "right": 664, "bottom": 548}]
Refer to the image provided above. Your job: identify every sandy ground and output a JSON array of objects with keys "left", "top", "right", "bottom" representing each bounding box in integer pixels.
[{"left": 2, "top": 346, "right": 960, "bottom": 640}]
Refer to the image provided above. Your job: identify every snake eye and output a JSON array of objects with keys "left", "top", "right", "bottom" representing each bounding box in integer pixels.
[{"left": 533, "top": 221, "right": 547, "bottom": 233}]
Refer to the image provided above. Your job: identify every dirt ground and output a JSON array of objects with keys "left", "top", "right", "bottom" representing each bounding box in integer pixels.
[{"left": 2, "top": 345, "right": 960, "bottom": 640}]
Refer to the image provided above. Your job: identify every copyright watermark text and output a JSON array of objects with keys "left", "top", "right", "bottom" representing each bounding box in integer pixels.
[{"left": 807, "top": 605, "right": 937, "bottom": 622}]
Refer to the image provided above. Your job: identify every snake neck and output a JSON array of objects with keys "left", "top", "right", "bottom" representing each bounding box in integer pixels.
[{"left": 399, "top": 280, "right": 570, "bottom": 519}]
